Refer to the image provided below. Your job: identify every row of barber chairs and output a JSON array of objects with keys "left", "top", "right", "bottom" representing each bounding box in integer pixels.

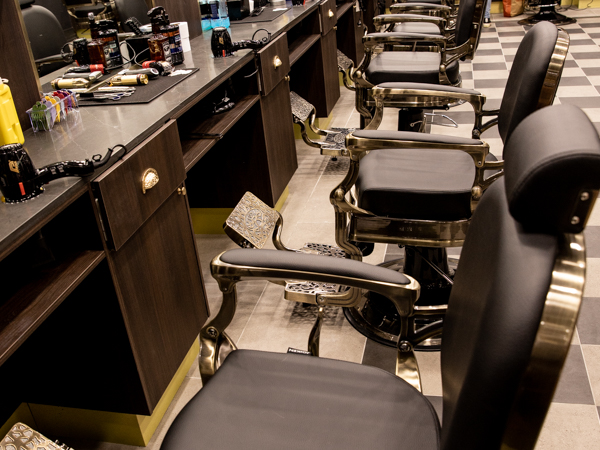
[
  {"left": 161, "top": 102, "right": 600, "bottom": 448},
  {"left": 157, "top": 6, "right": 596, "bottom": 449}
]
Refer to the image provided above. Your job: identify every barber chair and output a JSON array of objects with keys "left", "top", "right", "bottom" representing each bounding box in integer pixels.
[
  {"left": 350, "top": 0, "right": 484, "bottom": 130},
  {"left": 113, "top": 0, "right": 150, "bottom": 32},
  {"left": 334, "top": 21, "right": 568, "bottom": 347},
  {"left": 20, "top": 0, "right": 70, "bottom": 76},
  {"left": 160, "top": 104, "right": 599, "bottom": 450}
]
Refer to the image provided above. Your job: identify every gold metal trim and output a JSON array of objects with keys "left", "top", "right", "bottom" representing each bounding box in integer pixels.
[
  {"left": 537, "top": 28, "right": 569, "bottom": 109},
  {"left": 501, "top": 233, "right": 586, "bottom": 449},
  {"left": 328, "top": 8, "right": 334, "bottom": 17},
  {"left": 273, "top": 56, "right": 282, "bottom": 69},
  {"left": 141, "top": 168, "right": 159, "bottom": 194}
]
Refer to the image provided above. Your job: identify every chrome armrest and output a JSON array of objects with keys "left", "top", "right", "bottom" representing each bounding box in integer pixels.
[
  {"left": 390, "top": 3, "right": 452, "bottom": 13},
  {"left": 363, "top": 32, "right": 447, "bottom": 49},
  {"left": 373, "top": 13, "right": 446, "bottom": 29}
]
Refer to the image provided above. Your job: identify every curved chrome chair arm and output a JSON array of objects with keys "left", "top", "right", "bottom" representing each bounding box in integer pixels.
[
  {"left": 373, "top": 13, "right": 447, "bottom": 33},
  {"left": 200, "top": 250, "right": 421, "bottom": 384}
]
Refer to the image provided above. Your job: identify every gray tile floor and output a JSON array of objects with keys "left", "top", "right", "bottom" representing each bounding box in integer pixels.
[{"left": 71, "top": 8, "right": 600, "bottom": 449}]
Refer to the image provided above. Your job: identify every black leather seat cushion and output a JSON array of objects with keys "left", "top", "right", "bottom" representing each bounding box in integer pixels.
[
  {"left": 365, "top": 51, "right": 461, "bottom": 86},
  {"left": 355, "top": 148, "right": 497, "bottom": 221},
  {"left": 392, "top": 22, "right": 443, "bottom": 34},
  {"left": 161, "top": 350, "right": 441, "bottom": 450}
]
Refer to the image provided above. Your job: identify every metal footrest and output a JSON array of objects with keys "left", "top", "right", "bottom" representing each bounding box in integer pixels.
[
  {"left": 337, "top": 49, "right": 353, "bottom": 73},
  {"left": 284, "top": 242, "right": 348, "bottom": 302},
  {"left": 322, "top": 127, "right": 355, "bottom": 152}
]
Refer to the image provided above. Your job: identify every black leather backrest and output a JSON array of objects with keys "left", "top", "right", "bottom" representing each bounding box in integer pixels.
[
  {"left": 498, "top": 22, "right": 561, "bottom": 144},
  {"left": 22, "top": 4, "right": 67, "bottom": 59},
  {"left": 439, "top": 105, "right": 600, "bottom": 450},
  {"left": 504, "top": 104, "right": 600, "bottom": 234},
  {"left": 454, "top": 0, "right": 478, "bottom": 47}
]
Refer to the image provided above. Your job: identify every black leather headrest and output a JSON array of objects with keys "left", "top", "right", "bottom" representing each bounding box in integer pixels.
[
  {"left": 20, "top": 0, "right": 35, "bottom": 8},
  {"left": 504, "top": 104, "right": 600, "bottom": 234}
]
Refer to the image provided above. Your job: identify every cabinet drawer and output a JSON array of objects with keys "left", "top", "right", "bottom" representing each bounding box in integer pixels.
[
  {"left": 320, "top": 0, "right": 337, "bottom": 35},
  {"left": 92, "top": 120, "right": 185, "bottom": 251},
  {"left": 257, "top": 33, "right": 290, "bottom": 96}
]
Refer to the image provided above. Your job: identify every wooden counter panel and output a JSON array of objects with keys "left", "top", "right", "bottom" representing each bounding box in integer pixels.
[
  {"left": 108, "top": 191, "right": 208, "bottom": 410},
  {"left": 92, "top": 121, "right": 185, "bottom": 251},
  {"left": 319, "top": 0, "right": 338, "bottom": 35},
  {"left": 258, "top": 33, "right": 290, "bottom": 96}
]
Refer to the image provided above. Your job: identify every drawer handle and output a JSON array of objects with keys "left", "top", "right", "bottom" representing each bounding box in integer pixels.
[
  {"left": 142, "top": 168, "right": 159, "bottom": 194},
  {"left": 328, "top": 9, "right": 334, "bottom": 17},
  {"left": 273, "top": 56, "right": 282, "bottom": 69},
  {"left": 284, "top": 75, "right": 290, "bottom": 82}
]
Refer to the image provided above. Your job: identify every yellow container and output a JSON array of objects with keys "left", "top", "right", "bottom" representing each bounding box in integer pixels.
[{"left": 0, "top": 79, "right": 25, "bottom": 146}]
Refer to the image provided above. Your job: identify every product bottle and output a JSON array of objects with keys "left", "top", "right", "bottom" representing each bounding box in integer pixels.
[
  {"left": 98, "top": 22, "right": 123, "bottom": 69},
  {"left": 200, "top": 0, "right": 213, "bottom": 32},
  {"left": 159, "top": 14, "right": 184, "bottom": 65},
  {"left": 0, "top": 78, "right": 24, "bottom": 146},
  {"left": 147, "top": 7, "right": 173, "bottom": 63},
  {"left": 210, "top": 0, "right": 230, "bottom": 28},
  {"left": 89, "top": 13, "right": 100, "bottom": 39},
  {"left": 87, "top": 39, "right": 107, "bottom": 66},
  {"left": 87, "top": 13, "right": 107, "bottom": 66}
]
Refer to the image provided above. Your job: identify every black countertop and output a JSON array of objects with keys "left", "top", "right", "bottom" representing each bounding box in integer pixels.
[{"left": 0, "top": 1, "right": 321, "bottom": 261}]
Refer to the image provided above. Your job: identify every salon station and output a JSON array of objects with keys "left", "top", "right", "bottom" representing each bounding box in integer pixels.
[{"left": 2, "top": 0, "right": 600, "bottom": 448}]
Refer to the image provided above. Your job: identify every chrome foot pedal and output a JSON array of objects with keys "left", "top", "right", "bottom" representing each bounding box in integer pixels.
[
  {"left": 337, "top": 49, "right": 353, "bottom": 73},
  {"left": 285, "top": 280, "right": 348, "bottom": 302},
  {"left": 284, "top": 242, "right": 348, "bottom": 302},
  {"left": 322, "top": 127, "right": 355, "bottom": 154},
  {"left": 224, "top": 191, "right": 280, "bottom": 249},
  {"left": 290, "top": 91, "right": 352, "bottom": 155},
  {"left": 299, "top": 242, "right": 346, "bottom": 258}
]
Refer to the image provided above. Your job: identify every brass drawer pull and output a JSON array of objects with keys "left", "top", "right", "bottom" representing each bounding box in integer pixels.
[
  {"left": 142, "top": 168, "right": 159, "bottom": 194},
  {"left": 178, "top": 186, "right": 187, "bottom": 196},
  {"left": 273, "top": 56, "right": 282, "bottom": 69},
  {"left": 328, "top": 9, "right": 334, "bottom": 17},
  {"left": 285, "top": 75, "right": 290, "bottom": 82}
]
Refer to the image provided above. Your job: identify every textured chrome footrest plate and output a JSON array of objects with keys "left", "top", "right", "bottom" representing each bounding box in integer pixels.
[
  {"left": 337, "top": 49, "right": 353, "bottom": 72},
  {"left": 284, "top": 242, "right": 348, "bottom": 302}
]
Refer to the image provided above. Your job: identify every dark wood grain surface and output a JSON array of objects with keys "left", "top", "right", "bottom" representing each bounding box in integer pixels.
[
  {"left": 260, "top": 79, "right": 297, "bottom": 203},
  {"left": 108, "top": 191, "right": 208, "bottom": 410},
  {"left": 92, "top": 121, "right": 185, "bottom": 251},
  {"left": 258, "top": 33, "right": 290, "bottom": 96},
  {"left": 319, "top": 0, "right": 338, "bottom": 36},
  {"left": 0, "top": 250, "right": 105, "bottom": 366},
  {"left": 0, "top": 0, "right": 42, "bottom": 131}
]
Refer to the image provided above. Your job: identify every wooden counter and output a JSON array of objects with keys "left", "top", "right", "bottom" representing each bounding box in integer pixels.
[{"left": 0, "top": 0, "right": 358, "bottom": 439}]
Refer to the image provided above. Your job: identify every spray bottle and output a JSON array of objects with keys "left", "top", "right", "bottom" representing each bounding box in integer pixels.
[{"left": 0, "top": 77, "right": 24, "bottom": 147}]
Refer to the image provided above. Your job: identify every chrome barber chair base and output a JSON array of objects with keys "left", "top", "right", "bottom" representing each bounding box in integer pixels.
[{"left": 342, "top": 250, "right": 458, "bottom": 351}]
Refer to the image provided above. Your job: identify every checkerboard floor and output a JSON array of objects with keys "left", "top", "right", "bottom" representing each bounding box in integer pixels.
[{"left": 87, "top": 9, "right": 600, "bottom": 450}]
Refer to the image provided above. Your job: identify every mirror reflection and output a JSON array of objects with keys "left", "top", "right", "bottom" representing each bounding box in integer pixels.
[{"left": 19, "top": 0, "right": 153, "bottom": 76}]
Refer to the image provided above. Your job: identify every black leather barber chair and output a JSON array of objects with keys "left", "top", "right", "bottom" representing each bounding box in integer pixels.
[
  {"left": 20, "top": 0, "right": 70, "bottom": 76},
  {"left": 351, "top": 0, "right": 484, "bottom": 130},
  {"left": 334, "top": 21, "right": 568, "bottom": 347},
  {"left": 113, "top": 0, "right": 150, "bottom": 32},
  {"left": 160, "top": 104, "right": 600, "bottom": 450}
]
